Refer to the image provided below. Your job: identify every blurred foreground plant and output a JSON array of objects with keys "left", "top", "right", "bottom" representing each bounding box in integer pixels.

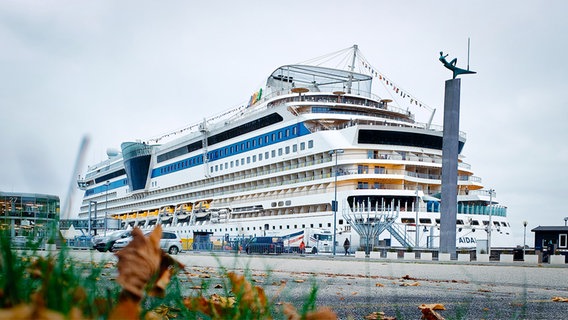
[{"left": 1, "top": 226, "right": 338, "bottom": 319}]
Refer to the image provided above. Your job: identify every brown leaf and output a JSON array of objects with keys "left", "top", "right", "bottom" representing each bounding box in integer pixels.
[
  {"left": 419, "top": 303, "right": 446, "bottom": 310},
  {"left": 305, "top": 307, "right": 337, "bottom": 320},
  {"left": 115, "top": 227, "right": 163, "bottom": 298},
  {"left": 421, "top": 307, "right": 445, "bottom": 320},
  {"left": 282, "top": 302, "right": 300, "bottom": 320},
  {"left": 109, "top": 292, "right": 142, "bottom": 320},
  {"left": 552, "top": 296, "right": 568, "bottom": 302},
  {"left": 402, "top": 274, "right": 415, "bottom": 280},
  {"left": 364, "top": 311, "right": 396, "bottom": 320},
  {"left": 400, "top": 282, "right": 420, "bottom": 287},
  {"left": 0, "top": 304, "right": 65, "bottom": 320}
]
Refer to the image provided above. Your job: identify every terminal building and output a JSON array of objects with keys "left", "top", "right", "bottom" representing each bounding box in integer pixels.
[{"left": 0, "top": 191, "right": 60, "bottom": 239}]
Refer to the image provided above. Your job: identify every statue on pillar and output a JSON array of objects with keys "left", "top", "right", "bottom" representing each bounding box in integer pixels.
[{"left": 439, "top": 51, "right": 476, "bottom": 79}]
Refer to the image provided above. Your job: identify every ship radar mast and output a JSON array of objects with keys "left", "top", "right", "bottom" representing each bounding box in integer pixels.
[{"left": 346, "top": 44, "right": 358, "bottom": 94}]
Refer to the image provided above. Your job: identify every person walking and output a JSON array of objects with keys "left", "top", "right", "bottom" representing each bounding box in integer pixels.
[
  {"left": 299, "top": 240, "right": 306, "bottom": 255},
  {"left": 343, "top": 238, "right": 350, "bottom": 255}
]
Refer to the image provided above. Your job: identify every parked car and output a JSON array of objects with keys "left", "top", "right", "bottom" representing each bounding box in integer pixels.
[
  {"left": 245, "top": 236, "right": 284, "bottom": 255},
  {"left": 92, "top": 230, "right": 131, "bottom": 252},
  {"left": 11, "top": 236, "right": 27, "bottom": 248},
  {"left": 112, "top": 230, "right": 183, "bottom": 255}
]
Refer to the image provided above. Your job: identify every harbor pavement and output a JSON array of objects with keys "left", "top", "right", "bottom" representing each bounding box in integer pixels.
[{"left": 72, "top": 250, "right": 568, "bottom": 319}]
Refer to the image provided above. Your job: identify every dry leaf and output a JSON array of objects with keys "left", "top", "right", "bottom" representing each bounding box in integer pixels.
[
  {"left": 421, "top": 307, "right": 445, "bottom": 320},
  {"left": 227, "top": 272, "right": 268, "bottom": 313},
  {"left": 115, "top": 227, "right": 163, "bottom": 298},
  {"left": 305, "top": 307, "right": 336, "bottom": 320},
  {"left": 375, "top": 283, "right": 385, "bottom": 287},
  {"left": 108, "top": 294, "right": 141, "bottom": 320},
  {"left": 282, "top": 302, "right": 300, "bottom": 320},
  {"left": 282, "top": 303, "right": 337, "bottom": 320},
  {"left": 400, "top": 282, "right": 420, "bottom": 287},
  {"left": 419, "top": 303, "right": 446, "bottom": 310},
  {"left": 552, "top": 296, "right": 568, "bottom": 302},
  {"left": 0, "top": 304, "right": 65, "bottom": 320},
  {"left": 402, "top": 274, "right": 417, "bottom": 280},
  {"left": 364, "top": 311, "right": 396, "bottom": 320}
]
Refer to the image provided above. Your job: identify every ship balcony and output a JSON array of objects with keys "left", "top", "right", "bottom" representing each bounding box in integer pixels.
[{"left": 367, "top": 151, "right": 471, "bottom": 170}]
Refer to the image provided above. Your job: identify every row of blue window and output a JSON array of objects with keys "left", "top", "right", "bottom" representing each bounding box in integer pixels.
[
  {"left": 86, "top": 122, "right": 311, "bottom": 197},
  {"left": 151, "top": 122, "right": 310, "bottom": 178}
]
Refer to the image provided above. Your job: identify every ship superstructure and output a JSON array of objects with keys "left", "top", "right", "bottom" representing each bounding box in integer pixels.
[{"left": 77, "top": 45, "right": 512, "bottom": 251}]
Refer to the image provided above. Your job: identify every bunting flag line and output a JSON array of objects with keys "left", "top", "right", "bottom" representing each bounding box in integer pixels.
[{"left": 356, "top": 55, "right": 433, "bottom": 111}]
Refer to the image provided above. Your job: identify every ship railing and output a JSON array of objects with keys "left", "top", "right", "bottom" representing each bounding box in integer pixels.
[
  {"left": 367, "top": 152, "right": 471, "bottom": 170},
  {"left": 302, "top": 114, "right": 466, "bottom": 140},
  {"left": 263, "top": 89, "right": 414, "bottom": 118}
]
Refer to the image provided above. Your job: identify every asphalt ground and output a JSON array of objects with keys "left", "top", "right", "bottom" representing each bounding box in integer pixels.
[{"left": 74, "top": 250, "right": 568, "bottom": 319}]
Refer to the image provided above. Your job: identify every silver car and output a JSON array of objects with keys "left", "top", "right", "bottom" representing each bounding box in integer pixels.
[
  {"left": 92, "top": 230, "right": 131, "bottom": 252},
  {"left": 112, "top": 230, "right": 183, "bottom": 254},
  {"left": 11, "top": 236, "right": 27, "bottom": 248}
]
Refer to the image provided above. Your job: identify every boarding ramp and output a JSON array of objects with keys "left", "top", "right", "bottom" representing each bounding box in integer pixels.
[{"left": 343, "top": 199, "right": 404, "bottom": 257}]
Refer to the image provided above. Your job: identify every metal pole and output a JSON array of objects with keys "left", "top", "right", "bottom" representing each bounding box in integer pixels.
[
  {"left": 105, "top": 181, "right": 109, "bottom": 236},
  {"left": 487, "top": 189, "right": 494, "bottom": 256},
  {"left": 523, "top": 221, "right": 527, "bottom": 258},
  {"left": 415, "top": 188, "right": 419, "bottom": 249},
  {"left": 330, "top": 149, "right": 344, "bottom": 256},
  {"left": 333, "top": 151, "right": 338, "bottom": 256}
]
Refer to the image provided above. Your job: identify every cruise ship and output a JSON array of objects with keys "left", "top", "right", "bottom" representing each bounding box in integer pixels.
[{"left": 77, "top": 45, "right": 513, "bottom": 252}]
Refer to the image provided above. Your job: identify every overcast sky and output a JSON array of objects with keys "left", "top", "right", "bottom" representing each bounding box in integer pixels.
[{"left": 1, "top": 1, "right": 567, "bottom": 246}]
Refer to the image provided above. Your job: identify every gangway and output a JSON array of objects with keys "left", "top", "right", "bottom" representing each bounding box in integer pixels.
[{"left": 343, "top": 199, "right": 400, "bottom": 257}]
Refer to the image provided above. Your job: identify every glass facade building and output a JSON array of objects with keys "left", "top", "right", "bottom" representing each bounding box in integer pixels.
[{"left": 0, "top": 191, "right": 60, "bottom": 238}]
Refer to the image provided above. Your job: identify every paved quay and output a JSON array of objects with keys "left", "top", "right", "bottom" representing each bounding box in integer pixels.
[{"left": 74, "top": 251, "right": 568, "bottom": 319}]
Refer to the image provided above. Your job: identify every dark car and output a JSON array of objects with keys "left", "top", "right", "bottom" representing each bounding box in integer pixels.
[
  {"left": 92, "top": 230, "right": 131, "bottom": 252},
  {"left": 245, "top": 236, "right": 284, "bottom": 255}
]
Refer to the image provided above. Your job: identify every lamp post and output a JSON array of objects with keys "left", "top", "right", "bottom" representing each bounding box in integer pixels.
[
  {"left": 104, "top": 181, "right": 109, "bottom": 236},
  {"left": 523, "top": 220, "right": 528, "bottom": 258},
  {"left": 486, "top": 189, "right": 494, "bottom": 256},
  {"left": 329, "top": 149, "right": 344, "bottom": 256},
  {"left": 415, "top": 188, "right": 419, "bottom": 249},
  {"left": 564, "top": 217, "right": 568, "bottom": 226}
]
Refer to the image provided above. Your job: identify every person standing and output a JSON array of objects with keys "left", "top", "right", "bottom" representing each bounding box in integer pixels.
[
  {"left": 299, "top": 240, "right": 306, "bottom": 254},
  {"left": 343, "top": 238, "right": 350, "bottom": 255}
]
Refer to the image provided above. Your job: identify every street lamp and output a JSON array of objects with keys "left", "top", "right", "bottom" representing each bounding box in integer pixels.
[
  {"left": 415, "top": 188, "right": 419, "bottom": 249},
  {"left": 104, "top": 181, "right": 109, "bottom": 236},
  {"left": 486, "top": 189, "right": 494, "bottom": 256},
  {"left": 523, "top": 221, "right": 528, "bottom": 258},
  {"left": 329, "top": 149, "right": 344, "bottom": 256},
  {"left": 564, "top": 217, "right": 568, "bottom": 226}
]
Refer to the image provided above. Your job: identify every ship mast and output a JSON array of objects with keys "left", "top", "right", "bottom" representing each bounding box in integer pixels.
[{"left": 346, "top": 44, "right": 358, "bottom": 94}]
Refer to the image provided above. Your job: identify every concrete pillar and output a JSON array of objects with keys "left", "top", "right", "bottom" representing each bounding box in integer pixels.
[{"left": 440, "top": 79, "right": 461, "bottom": 258}]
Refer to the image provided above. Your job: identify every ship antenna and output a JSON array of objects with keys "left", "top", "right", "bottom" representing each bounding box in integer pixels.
[
  {"left": 467, "top": 37, "right": 471, "bottom": 70},
  {"left": 426, "top": 108, "right": 437, "bottom": 129},
  {"left": 346, "top": 44, "right": 358, "bottom": 94}
]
